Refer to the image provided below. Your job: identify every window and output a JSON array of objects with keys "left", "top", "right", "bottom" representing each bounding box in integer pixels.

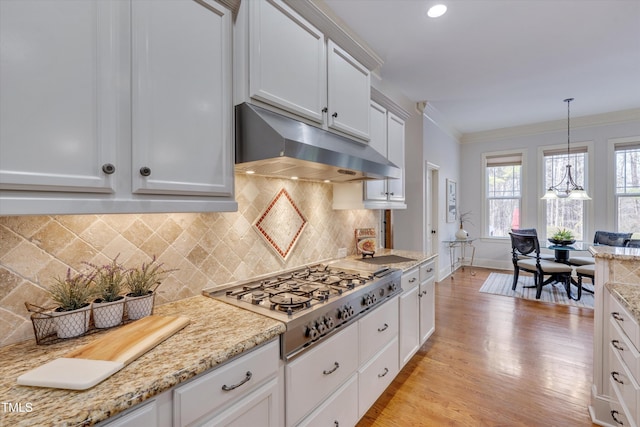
[
  {"left": 484, "top": 153, "right": 522, "bottom": 237},
  {"left": 543, "top": 147, "right": 588, "bottom": 240},
  {"left": 615, "top": 142, "right": 640, "bottom": 234}
]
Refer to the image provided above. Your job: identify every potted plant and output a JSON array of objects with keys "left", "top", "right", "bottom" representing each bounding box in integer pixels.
[
  {"left": 549, "top": 228, "right": 576, "bottom": 245},
  {"left": 48, "top": 268, "right": 96, "bottom": 338},
  {"left": 125, "top": 256, "right": 176, "bottom": 320},
  {"left": 85, "top": 256, "right": 127, "bottom": 328}
]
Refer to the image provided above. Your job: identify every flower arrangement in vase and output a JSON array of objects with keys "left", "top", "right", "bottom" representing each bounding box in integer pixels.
[
  {"left": 125, "top": 256, "right": 177, "bottom": 320},
  {"left": 455, "top": 211, "right": 473, "bottom": 239},
  {"left": 85, "top": 255, "right": 127, "bottom": 328},
  {"left": 48, "top": 268, "right": 97, "bottom": 338}
]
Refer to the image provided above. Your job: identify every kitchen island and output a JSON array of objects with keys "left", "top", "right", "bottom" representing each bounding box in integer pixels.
[
  {"left": 589, "top": 245, "right": 640, "bottom": 426},
  {"left": 0, "top": 296, "right": 285, "bottom": 427}
]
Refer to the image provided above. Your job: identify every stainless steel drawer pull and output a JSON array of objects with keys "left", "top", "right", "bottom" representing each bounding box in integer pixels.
[
  {"left": 378, "top": 367, "right": 389, "bottom": 378},
  {"left": 221, "top": 371, "right": 252, "bottom": 391},
  {"left": 409, "top": 278, "right": 417, "bottom": 283},
  {"left": 426, "top": 268, "right": 433, "bottom": 272},
  {"left": 612, "top": 340, "right": 624, "bottom": 351},
  {"left": 378, "top": 323, "right": 389, "bottom": 332},
  {"left": 611, "top": 371, "right": 624, "bottom": 385},
  {"left": 323, "top": 362, "right": 340, "bottom": 375},
  {"left": 612, "top": 312, "right": 624, "bottom": 322}
]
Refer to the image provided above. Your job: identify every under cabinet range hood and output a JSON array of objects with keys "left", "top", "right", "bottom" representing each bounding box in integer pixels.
[{"left": 235, "top": 103, "right": 401, "bottom": 182}]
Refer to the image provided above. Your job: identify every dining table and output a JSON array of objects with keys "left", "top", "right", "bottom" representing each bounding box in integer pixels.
[{"left": 546, "top": 241, "right": 591, "bottom": 263}]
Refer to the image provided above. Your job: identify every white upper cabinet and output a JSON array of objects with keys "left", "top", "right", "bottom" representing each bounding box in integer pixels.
[
  {"left": 0, "top": 1, "right": 119, "bottom": 194},
  {"left": 364, "top": 102, "right": 406, "bottom": 206},
  {"left": 386, "top": 112, "right": 406, "bottom": 202},
  {"left": 239, "top": 0, "right": 371, "bottom": 141},
  {"left": 364, "top": 101, "right": 388, "bottom": 202},
  {"left": 326, "top": 40, "right": 370, "bottom": 140},
  {"left": 131, "top": 0, "right": 233, "bottom": 197},
  {"left": 0, "top": 0, "right": 236, "bottom": 215},
  {"left": 248, "top": 0, "right": 326, "bottom": 124}
]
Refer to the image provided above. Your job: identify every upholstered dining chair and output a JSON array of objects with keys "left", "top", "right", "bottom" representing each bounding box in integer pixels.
[
  {"left": 509, "top": 232, "right": 575, "bottom": 299},
  {"left": 510, "top": 228, "right": 555, "bottom": 260},
  {"left": 627, "top": 239, "right": 640, "bottom": 248},
  {"left": 569, "top": 231, "right": 633, "bottom": 265},
  {"left": 575, "top": 264, "right": 595, "bottom": 301}
]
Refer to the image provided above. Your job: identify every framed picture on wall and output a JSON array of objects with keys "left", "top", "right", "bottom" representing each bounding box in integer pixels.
[{"left": 446, "top": 179, "right": 457, "bottom": 223}]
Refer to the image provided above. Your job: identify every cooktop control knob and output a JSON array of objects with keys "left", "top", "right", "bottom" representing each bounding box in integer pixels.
[
  {"left": 325, "top": 316, "right": 335, "bottom": 329},
  {"left": 316, "top": 320, "right": 327, "bottom": 335},
  {"left": 363, "top": 293, "right": 373, "bottom": 306},
  {"left": 347, "top": 304, "right": 355, "bottom": 317},
  {"left": 371, "top": 293, "right": 378, "bottom": 304},
  {"left": 306, "top": 325, "right": 319, "bottom": 340},
  {"left": 388, "top": 282, "right": 398, "bottom": 292}
]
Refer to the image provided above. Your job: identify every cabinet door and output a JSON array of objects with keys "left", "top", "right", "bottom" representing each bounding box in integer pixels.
[
  {"left": 200, "top": 377, "right": 280, "bottom": 427},
  {"left": 399, "top": 286, "right": 420, "bottom": 367},
  {"left": 386, "top": 112, "right": 405, "bottom": 201},
  {"left": 249, "top": 0, "right": 326, "bottom": 123},
  {"left": 365, "top": 101, "right": 388, "bottom": 201},
  {"left": 420, "top": 276, "right": 436, "bottom": 344},
  {"left": 0, "top": 0, "right": 119, "bottom": 194},
  {"left": 327, "top": 40, "right": 370, "bottom": 140},
  {"left": 131, "top": 0, "right": 233, "bottom": 197}
]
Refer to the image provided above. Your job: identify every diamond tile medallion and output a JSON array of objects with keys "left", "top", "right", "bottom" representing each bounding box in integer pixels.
[{"left": 254, "top": 188, "right": 307, "bottom": 261}]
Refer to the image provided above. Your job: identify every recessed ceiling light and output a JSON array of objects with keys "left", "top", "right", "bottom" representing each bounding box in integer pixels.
[{"left": 427, "top": 4, "right": 447, "bottom": 18}]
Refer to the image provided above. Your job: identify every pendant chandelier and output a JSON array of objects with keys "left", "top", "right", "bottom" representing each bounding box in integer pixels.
[{"left": 541, "top": 98, "right": 591, "bottom": 200}]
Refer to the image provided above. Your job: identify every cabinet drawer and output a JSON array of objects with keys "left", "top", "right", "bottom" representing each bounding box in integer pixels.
[
  {"left": 607, "top": 398, "right": 634, "bottom": 427},
  {"left": 297, "top": 374, "right": 358, "bottom": 427},
  {"left": 286, "top": 324, "right": 358, "bottom": 426},
  {"left": 610, "top": 316, "right": 640, "bottom": 382},
  {"left": 402, "top": 268, "right": 419, "bottom": 291},
  {"left": 173, "top": 339, "right": 279, "bottom": 427},
  {"left": 609, "top": 343, "right": 639, "bottom": 417},
  {"left": 420, "top": 260, "right": 436, "bottom": 282},
  {"left": 358, "top": 336, "right": 399, "bottom": 419},
  {"left": 609, "top": 293, "right": 640, "bottom": 352},
  {"left": 359, "top": 296, "right": 399, "bottom": 364}
]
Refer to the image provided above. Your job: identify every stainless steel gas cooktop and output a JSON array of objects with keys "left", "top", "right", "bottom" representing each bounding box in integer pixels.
[{"left": 204, "top": 260, "right": 402, "bottom": 361}]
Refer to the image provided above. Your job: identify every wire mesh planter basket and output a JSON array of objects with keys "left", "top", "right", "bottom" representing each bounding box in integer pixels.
[{"left": 25, "top": 295, "right": 153, "bottom": 345}]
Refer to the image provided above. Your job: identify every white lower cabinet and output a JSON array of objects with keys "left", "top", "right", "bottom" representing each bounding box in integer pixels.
[
  {"left": 285, "top": 324, "right": 358, "bottom": 426},
  {"left": 173, "top": 339, "right": 281, "bottom": 427},
  {"left": 100, "top": 391, "right": 172, "bottom": 427},
  {"left": 297, "top": 374, "right": 358, "bottom": 427},
  {"left": 358, "top": 337, "right": 399, "bottom": 419},
  {"left": 419, "top": 260, "right": 436, "bottom": 344},
  {"left": 399, "top": 267, "right": 420, "bottom": 367}
]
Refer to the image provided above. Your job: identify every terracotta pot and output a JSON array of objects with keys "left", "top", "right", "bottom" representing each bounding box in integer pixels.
[
  {"left": 53, "top": 304, "right": 91, "bottom": 338},
  {"left": 92, "top": 297, "right": 125, "bottom": 328},
  {"left": 126, "top": 292, "right": 154, "bottom": 320}
]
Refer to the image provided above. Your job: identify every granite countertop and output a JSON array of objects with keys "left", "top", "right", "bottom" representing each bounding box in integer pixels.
[
  {"left": 590, "top": 245, "right": 640, "bottom": 261},
  {"left": 343, "top": 248, "right": 437, "bottom": 272},
  {"left": 607, "top": 282, "right": 640, "bottom": 324},
  {"left": 0, "top": 296, "right": 285, "bottom": 427}
]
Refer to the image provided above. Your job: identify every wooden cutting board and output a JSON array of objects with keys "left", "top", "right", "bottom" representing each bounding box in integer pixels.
[{"left": 17, "top": 315, "right": 190, "bottom": 390}]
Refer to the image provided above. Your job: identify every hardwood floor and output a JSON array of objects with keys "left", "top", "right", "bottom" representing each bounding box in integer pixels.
[{"left": 357, "top": 267, "right": 598, "bottom": 427}]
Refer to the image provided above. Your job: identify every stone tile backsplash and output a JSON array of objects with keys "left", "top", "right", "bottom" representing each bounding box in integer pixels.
[{"left": 0, "top": 175, "right": 379, "bottom": 347}]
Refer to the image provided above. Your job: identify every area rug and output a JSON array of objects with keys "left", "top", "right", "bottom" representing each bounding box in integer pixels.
[{"left": 479, "top": 272, "right": 594, "bottom": 309}]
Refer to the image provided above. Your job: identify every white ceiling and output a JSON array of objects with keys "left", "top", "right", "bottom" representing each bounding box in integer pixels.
[{"left": 322, "top": 0, "right": 640, "bottom": 135}]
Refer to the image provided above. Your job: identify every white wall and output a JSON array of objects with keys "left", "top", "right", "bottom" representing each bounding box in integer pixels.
[
  {"left": 460, "top": 115, "right": 640, "bottom": 270},
  {"left": 394, "top": 103, "right": 462, "bottom": 280}
]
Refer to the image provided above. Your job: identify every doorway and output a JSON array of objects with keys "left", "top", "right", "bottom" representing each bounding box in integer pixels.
[{"left": 425, "top": 163, "right": 439, "bottom": 255}]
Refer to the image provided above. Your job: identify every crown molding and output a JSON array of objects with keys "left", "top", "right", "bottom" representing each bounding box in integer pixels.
[
  {"left": 421, "top": 102, "right": 462, "bottom": 141},
  {"left": 461, "top": 108, "right": 640, "bottom": 144},
  {"left": 282, "top": 0, "right": 384, "bottom": 72},
  {"left": 371, "top": 87, "right": 411, "bottom": 121}
]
